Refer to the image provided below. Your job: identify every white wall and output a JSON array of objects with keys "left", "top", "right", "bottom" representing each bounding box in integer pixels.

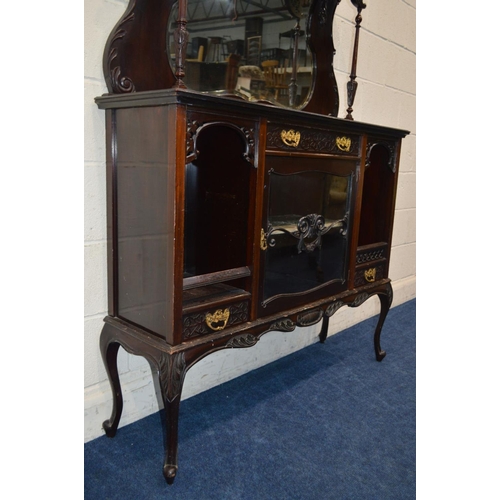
[{"left": 84, "top": 0, "right": 416, "bottom": 442}]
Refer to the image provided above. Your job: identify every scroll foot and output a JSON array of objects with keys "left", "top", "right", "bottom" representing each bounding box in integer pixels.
[
  {"left": 163, "top": 465, "right": 177, "bottom": 485},
  {"left": 102, "top": 419, "right": 119, "bottom": 438}
]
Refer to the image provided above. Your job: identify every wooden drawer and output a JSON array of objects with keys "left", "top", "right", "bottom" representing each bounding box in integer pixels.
[
  {"left": 182, "top": 300, "right": 250, "bottom": 340},
  {"left": 356, "top": 243, "right": 388, "bottom": 265},
  {"left": 354, "top": 263, "right": 386, "bottom": 287},
  {"left": 266, "top": 123, "right": 360, "bottom": 156}
]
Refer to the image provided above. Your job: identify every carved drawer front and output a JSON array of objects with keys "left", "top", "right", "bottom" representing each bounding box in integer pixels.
[
  {"left": 266, "top": 124, "right": 360, "bottom": 156},
  {"left": 356, "top": 244, "right": 387, "bottom": 265},
  {"left": 182, "top": 301, "right": 250, "bottom": 340}
]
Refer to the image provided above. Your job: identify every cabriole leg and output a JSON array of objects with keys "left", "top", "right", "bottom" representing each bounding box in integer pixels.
[
  {"left": 157, "top": 352, "right": 187, "bottom": 485},
  {"left": 99, "top": 325, "right": 123, "bottom": 437},
  {"left": 374, "top": 283, "right": 393, "bottom": 362}
]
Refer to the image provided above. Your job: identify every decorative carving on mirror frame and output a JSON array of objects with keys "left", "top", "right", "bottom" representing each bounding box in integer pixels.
[{"left": 106, "top": 0, "right": 137, "bottom": 94}]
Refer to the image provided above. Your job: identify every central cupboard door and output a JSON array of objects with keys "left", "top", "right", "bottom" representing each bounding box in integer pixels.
[{"left": 258, "top": 154, "right": 359, "bottom": 316}]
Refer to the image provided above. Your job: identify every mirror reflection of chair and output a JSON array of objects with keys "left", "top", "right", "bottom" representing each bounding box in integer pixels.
[
  {"left": 261, "top": 60, "right": 288, "bottom": 104},
  {"left": 246, "top": 36, "right": 261, "bottom": 66},
  {"left": 186, "top": 45, "right": 204, "bottom": 63}
]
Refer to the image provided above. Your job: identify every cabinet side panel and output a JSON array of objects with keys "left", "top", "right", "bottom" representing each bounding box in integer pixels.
[{"left": 114, "top": 106, "right": 173, "bottom": 339}]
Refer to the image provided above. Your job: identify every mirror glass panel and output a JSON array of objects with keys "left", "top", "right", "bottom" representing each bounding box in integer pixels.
[
  {"left": 168, "top": 0, "right": 313, "bottom": 108},
  {"left": 263, "top": 170, "right": 351, "bottom": 301}
]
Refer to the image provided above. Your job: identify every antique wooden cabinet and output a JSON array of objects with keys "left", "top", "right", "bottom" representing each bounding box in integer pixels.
[{"left": 95, "top": 0, "right": 409, "bottom": 484}]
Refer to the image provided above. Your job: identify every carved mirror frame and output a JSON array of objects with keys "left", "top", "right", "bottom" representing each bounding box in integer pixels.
[{"left": 103, "top": 0, "right": 343, "bottom": 116}]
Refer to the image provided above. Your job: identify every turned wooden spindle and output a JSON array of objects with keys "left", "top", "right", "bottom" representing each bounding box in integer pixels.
[
  {"left": 345, "top": 0, "right": 367, "bottom": 120},
  {"left": 174, "top": 0, "right": 189, "bottom": 88}
]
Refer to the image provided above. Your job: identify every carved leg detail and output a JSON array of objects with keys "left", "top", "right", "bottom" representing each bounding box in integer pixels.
[
  {"left": 374, "top": 283, "right": 393, "bottom": 362},
  {"left": 99, "top": 325, "right": 123, "bottom": 437},
  {"left": 158, "top": 352, "right": 187, "bottom": 485}
]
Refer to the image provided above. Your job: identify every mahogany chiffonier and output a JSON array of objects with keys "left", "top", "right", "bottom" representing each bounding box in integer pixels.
[{"left": 95, "top": 0, "right": 408, "bottom": 484}]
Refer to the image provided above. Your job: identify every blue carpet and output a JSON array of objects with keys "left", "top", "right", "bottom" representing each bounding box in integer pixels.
[{"left": 85, "top": 299, "right": 416, "bottom": 499}]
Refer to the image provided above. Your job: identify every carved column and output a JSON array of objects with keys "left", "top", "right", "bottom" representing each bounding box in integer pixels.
[
  {"left": 173, "top": 0, "right": 189, "bottom": 88},
  {"left": 345, "top": 0, "right": 366, "bottom": 120}
]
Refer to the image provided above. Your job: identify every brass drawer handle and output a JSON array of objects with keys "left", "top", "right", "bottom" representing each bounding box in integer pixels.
[
  {"left": 336, "top": 136, "right": 351, "bottom": 152},
  {"left": 205, "top": 309, "right": 230, "bottom": 331},
  {"left": 281, "top": 129, "right": 301, "bottom": 147},
  {"left": 364, "top": 268, "right": 376, "bottom": 283},
  {"left": 260, "top": 228, "right": 268, "bottom": 251}
]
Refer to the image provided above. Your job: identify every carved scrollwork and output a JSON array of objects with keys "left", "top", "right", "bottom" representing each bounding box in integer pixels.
[
  {"left": 297, "top": 309, "right": 323, "bottom": 327},
  {"left": 265, "top": 213, "right": 347, "bottom": 254},
  {"left": 356, "top": 247, "right": 386, "bottom": 264},
  {"left": 109, "top": 52, "right": 136, "bottom": 93},
  {"left": 226, "top": 334, "right": 259, "bottom": 348},
  {"left": 299, "top": 214, "right": 337, "bottom": 253},
  {"left": 349, "top": 292, "right": 370, "bottom": 308},
  {"left": 185, "top": 119, "right": 200, "bottom": 161},
  {"left": 269, "top": 318, "right": 296, "bottom": 332},
  {"left": 106, "top": 0, "right": 137, "bottom": 94},
  {"left": 325, "top": 300, "right": 344, "bottom": 317},
  {"left": 241, "top": 127, "right": 256, "bottom": 163},
  {"left": 185, "top": 120, "right": 256, "bottom": 166},
  {"left": 296, "top": 214, "right": 328, "bottom": 253},
  {"left": 365, "top": 141, "right": 397, "bottom": 173},
  {"left": 318, "top": 0, "right": 328, "bottom": 25}
]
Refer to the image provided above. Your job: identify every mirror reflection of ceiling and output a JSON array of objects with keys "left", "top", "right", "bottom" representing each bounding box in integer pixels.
[{"left": 185, "top": 0, "right": 312, "bottom": 28}]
